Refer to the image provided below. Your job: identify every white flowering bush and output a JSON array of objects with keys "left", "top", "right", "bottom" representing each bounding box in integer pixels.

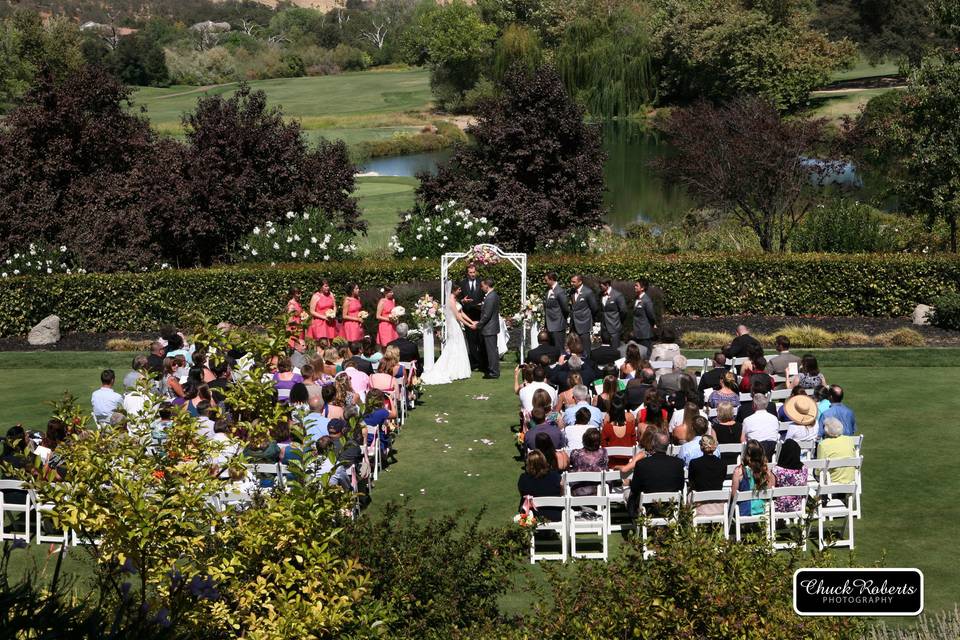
[
  {"left": 389, "top": 200, "right": 497, "bottom": 260},
  {"left": 1, "top": 243, "right": 85, "bottom": 278},
  {"left": 238, "top": 209, "right": 358, "bottom": 264}
]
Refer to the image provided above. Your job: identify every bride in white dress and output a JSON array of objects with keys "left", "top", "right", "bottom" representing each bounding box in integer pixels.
[{"left": 422, "top": 282, "right": 476, "bottom": 385}]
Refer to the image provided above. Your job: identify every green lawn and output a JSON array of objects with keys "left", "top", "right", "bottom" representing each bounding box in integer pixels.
[
  {"left": 131, "top": 68, "right": 434, "bottom": 146},
  {"left": 808, "top": 87, "right": 900, "bottom": 121},
  {"left": 830, "top": 59, "right": 900, "bottom": 83},
  {"left": 354, "top": 176, "right": 418, "bottom": 251},
  {"left": 3, "top": 348, "right": 958, "bottom": 618}
]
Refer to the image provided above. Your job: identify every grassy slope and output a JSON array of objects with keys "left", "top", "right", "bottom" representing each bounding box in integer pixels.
[
  {"left": 354, "top": 176, "right": 418, "bottom": 251},
  {"left": 132, "top": 68, "right": 433, "bottom": 143},
  {"left": 3, "top": 349, "right": 957, "bottom": 618}
]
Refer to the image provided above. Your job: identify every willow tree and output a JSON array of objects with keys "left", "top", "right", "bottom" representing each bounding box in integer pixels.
[
  {"left": 555, "top": 8, "right": 657, "bottom": 118},
  {"left": 491, "top": 24, "right": 544, "bottom": 83}
]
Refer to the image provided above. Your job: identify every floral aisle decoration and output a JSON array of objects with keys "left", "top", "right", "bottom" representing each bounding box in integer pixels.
[
  {"left": 389, "top": 200, "right": 498, "bottom": 260},
  {"left": 513, "top": 512, "right": 537, "bottom": 529},
  {"left": 412, "top": 294, "right": 444, "bottom": 329},
  {"left": 239, "top": 209, "right": 358, "bottom": 265},
  {"left": 511, "top": 293, "right": 544, "bottom": 328}
]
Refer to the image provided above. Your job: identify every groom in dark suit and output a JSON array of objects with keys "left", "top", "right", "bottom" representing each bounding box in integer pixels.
[
  {"left": 477, "top": 279, "right": 500, "bottom": 379},
  {"left": 459, "top": 263, "right": 486, "bottom": 371}
]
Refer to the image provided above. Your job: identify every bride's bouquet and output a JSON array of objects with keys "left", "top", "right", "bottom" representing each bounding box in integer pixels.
[
  {"left": 412, "top": 294, "right": 443, "bottom": 328},
  {"left": 511, "top": 293, "right": 544, "bottom": 327}
]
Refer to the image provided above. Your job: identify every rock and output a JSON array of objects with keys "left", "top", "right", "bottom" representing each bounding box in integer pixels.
[
  {"left": 27, "top": 314, "right": 60, "bottom": 345},
  {"left": 912, "top": 304, "right": 932, "bottom": 326}
]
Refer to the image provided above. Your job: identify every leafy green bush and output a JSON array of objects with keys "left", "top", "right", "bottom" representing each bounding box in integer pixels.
[
  {"left": 930, "top": 292, "right": 960, "bottom": 330},
  {"left": 0, "top": 253, "right": 958, "bottom": 336},
  {"left": 792, "top": 200, "right": 891, "bottom": 253},
  {"left": 238, "top": 209, "right": 358, "bottom": 264}
]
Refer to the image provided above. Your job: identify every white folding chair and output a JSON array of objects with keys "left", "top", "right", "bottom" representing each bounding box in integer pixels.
[
  {"left": 367, "top": 426, "right": 382, "bottom": 483},
  {"left": 802, "top": 459, "right": 827, "bottom": 492},
  {"left": 0, "top": 480, "right": 32, "bottom": 542},
  {"left": 217, "top": 491, "right": 253, "bottom": 511},
  {"left": 729, "top": 357, "right": 749, "bottom": 367},
  {"left": 770, "top": 389, "right": 792, "bottom": 401},
  {"left": 723, "top": 463, "right": 739, "bottom": 490},
  {"left": 32, "top": 490, "right": 68, "bottom": 546},
  {"left": 529, "top": 496, "right": 568, "bottom": 563},
  {"left": 602, "top": 469, "right": 632, "bottom": 534},
  {"left": 247, "top": 462, "right": 281, "bottom": 489},
  {"left": 770, "top": 486, "right": 812, "bottom": 551},
  {"left": 816, "top": 484, "right": 856, "bottom": 550},
  {"left": 638, "top": 491, "right": 682, "bottom": 559},
  {"left": 852, "top": 434, "right": 864, "bottom": 459},
  {"left": 825, "top": 457, "right": 863, "bottom": 519},
  {"left": 771, "top": 439, "right": 782, "bottom": 465},
  {"left": 650, "top": 360, "right": 673, "bottom": 371},
  {"left": 730, "top": 488, "right": 774, "bottom": 543},
  {"left": 567, "top": 494, "right": 608, "bottom": 560},
  {"left": 797, "top": 440, "right": 817, "bottom": 461},
  {"left": 688, "top": 490, "right": 730, "bottom": 538},
  {"left": 738, "top": 392, "right": 753, "bottom": 403},
  {"left": 604, "top": 446, "right": 636, "bottom": 459}
]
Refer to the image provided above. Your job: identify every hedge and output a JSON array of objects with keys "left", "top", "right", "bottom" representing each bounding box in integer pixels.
[{"left": 1, "top": 253, "right": 958, "bottom": 336}]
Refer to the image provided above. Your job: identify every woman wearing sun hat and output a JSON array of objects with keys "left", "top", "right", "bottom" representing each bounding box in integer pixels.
[{"left": 782, "top": 392, "right": 819, "bottom": 446}]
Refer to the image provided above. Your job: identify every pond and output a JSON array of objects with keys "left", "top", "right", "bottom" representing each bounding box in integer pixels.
[{"left": 360, "top": 121, "right": 869, "bottom": 230}]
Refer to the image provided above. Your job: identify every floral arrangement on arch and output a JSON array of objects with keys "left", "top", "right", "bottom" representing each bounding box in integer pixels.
[
  {"left": 511, "top": 293, "right": 544, "bottom": 328},
  {"left": 412, "top": 294, "right": 444, "bottom": 328},
  {"left": 389, "top": 200, "right": 498, "bottom": 260},
  {"left": 469, "top": 244, "right": 500, "bottom": 266}
]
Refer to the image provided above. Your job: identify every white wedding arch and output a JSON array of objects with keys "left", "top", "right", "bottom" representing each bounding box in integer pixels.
[{"left": 439, "top": 244, "right": 529, "bottom": 361}]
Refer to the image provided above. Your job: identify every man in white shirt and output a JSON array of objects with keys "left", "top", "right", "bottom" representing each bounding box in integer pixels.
[
  {"left": 91, "top": 369, "right": 123, "bottom": 425},
  {"left": 742, "top": 392, "right": 781, "bottom": 460},
  {"left": 518, "top": 366, "right": 557, "bottom": 413}
]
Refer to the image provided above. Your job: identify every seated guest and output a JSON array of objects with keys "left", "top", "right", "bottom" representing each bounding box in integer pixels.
[
  {"left": 531, "top": 388, "right": 563, "bottom": 429},
  {"left": 243, "top": 431, "right": 281, "bottom": 463},
  {"left": 568, "top": 427, "right": 608, "bottom": 496},
  {"left": 303, "top": 390, "right": 335, "bottom": 440},
  {"left": 641, "top": 392, "right": 670, "bottom": 431},
  {"left": 347, "top": 342, "right": 374, "bottom": 375},
  {"left": 658, "top": 355, "right": 694, "bottom": 394},
  {"left": 649, "top": 327, "right": 681, "bottom": 363},
  {"left": 370, "top": 357, "right": 399, "bottom": 396},
  {"left": 765, "top": 335, "right": 801, "bottom": 377},
  {"left": 123, "top": 355, "right": 149, "bottom": 390},
  {"left": 341, "top": 361, "right": 370, "bottom": 403},
  {"left": 321, "top": 348, "right": 342, "bottom": 376},
  {"left": 91, "top": 369, "right": 123, "bottom": 425},
  {"left": 817, "top": 417, "right": 858, "bottom": 484},
  {"left": 788, "top": 354, "right": 826, "bottom": 390},
  {"left": 593, "top": 374, "right": 618, "bottom": 414},
  {"left": 723, "top": 324, "right": 762, "bottom": 359},
  {"left": 736, "top": 378, "right": 777, "bottom": 424},
  {"left": 619, "top": 342, "right": 644, "bottom": 379},
  {"left": 678, "top": 416, "right": 718, "bottom": 467},
  {"left": 360, "top": 336, "right": 383, "bottom": 367},
  {"left": 146, "top": 341, "right": 166, "bottom": 374},
  {"left": 35, "top": 419, "right": 68, "bottom": 481},
  {"left": 687, "top": 435, "right": 726, "bottom": 516},
  {"left": 815, "top": 384, "right": 831, "bottom": 415},
  {"left": 711, "top": 402, "right": 742, "bottom": 467},
  {"left": 708, "top": 372, "right": 741, "bottom": 409},
  {"left": 554, "top": 371, "right": 582, "bottom": 413},
  {"left": 782, "top": 393, "right": 819, "bottom": 445},
  {"left": 562, "top": 385, "right": 603, "bottom": 427},
  {"left": 731, "top": 439, "right": 776, "bottom": 517},
  {"left": 524, "top": 408, "right": 567, "bottom": 452},
  {"left": 738, "top": 347, "right": 773, "bottom": 393},
  {"left": 517, "top": 450, "right": 563, "bottom": 521},
  {"left": 1, "top": 425, "right": 30, "bottom": 506},
  {"left": 590, "top": 340, "right": 620, "bottom": 368},
  {"left": 517, "top": 365, "right": 557, "bottom": 413},
  {"left": 273, "top": 356, "right": 304, "bottom": 403},
  {"left": 288, "top": 383, "right": 310, "bottom": 412},
  {"left": 741, "top": 393, "right": 780, "bottom": 461},
  {"left": 535, "top": 431, "right": 568, "bottom": 471},
  {"left": 626, "top": 431, "right": 684, "bottom": 518},
  {"left": 624, "top": 368, "right": 656, "bottom": 411},
  {"left": 388, "top": 323, "right": 421, "bottom": 367},
  {"left": 300, "top": 364, "right": 323, "bottom": 401},
  {"left": 818, "top": 385, "right": 856, "bottom": 438},
  {"left": 207, "top": 360, "right": 232, "bottom": 404},
  {"left": 601, "top": 393, "right": 637, "bottom": 467},
  {"left": 363, "top": 389, "right": 396, "bottom": 457},
  {"left": 772, "top": 439, "right": 808, "bottom": 513},
  {"left": 525, "top": 330, "right": 561, "bottom": 365},
  {"left": 698, "top": 352, "right": 729, "bottom": 393},
  {"left": 564, "top": 407, "right": 593, "bottom": 453},
  {"left": 550, "top": 353, "right": 597, "bottom": 390}
]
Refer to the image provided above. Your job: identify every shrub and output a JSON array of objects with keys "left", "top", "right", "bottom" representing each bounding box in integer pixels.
[
  {"left": 680, "top": 331, "right": 731, "bottom": 349},
  {"left": 865, "top": 607, "right": 960, "bottom": 640},
  {"left": 775, "top": 325, "right": 837, "bottom": 348},
  {"left": 0, "top": 253, "right": 957, "bottom": 336},
  {"left": 875, "top": 328, "right": 926, "bottom": 347},
  {"left": 331, "top": 44, "right": 371, "bottom": 71},
  {"left": 792, "top": 200, "right": 891, "bottom": 253},
  {"left": 929, "top": 292, "right": 960, "bottom": 331},
  {"left": 238, "top": 209, "right": 358, "bottom": 264},
  {"left": 1, "top": 243, "right": 81, "bottom": 278},
  {"left": 165, "top": 46, "right": 238, "bottom": 84},
  {"left": 390, "top": 200, "right": 497, "bottom": 260},
  {"left": 835, "top": 331, "right": 872, "bottom": 346}
]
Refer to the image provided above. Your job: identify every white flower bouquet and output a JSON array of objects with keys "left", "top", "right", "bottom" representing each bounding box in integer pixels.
[
  {"left": 390, "top": 306, "right": 406, "bottom": 319},
  {"left": 511, "top": 294, "right": 544, "bottom": 327}
]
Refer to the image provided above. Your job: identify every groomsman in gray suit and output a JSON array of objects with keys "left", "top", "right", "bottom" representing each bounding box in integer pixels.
[
  {"left": 599, "top": 279, "right": 627, "bottom": 349},
  {"left": 568, "top": 274, "right": 599, "bottom": 350},
  {"left": 543, "top": 272, "right": 569, "bottom": 349},
  {"left": 478, "top": 279, "right": 501, "bottom": 379},
  {"left": 631, "top": 278, "right": 657, "bottom": 353}
]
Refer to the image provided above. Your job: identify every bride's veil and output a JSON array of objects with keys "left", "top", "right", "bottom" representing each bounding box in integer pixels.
[{"left": 441, "top": 280, "right": 455, "bottom": 341}]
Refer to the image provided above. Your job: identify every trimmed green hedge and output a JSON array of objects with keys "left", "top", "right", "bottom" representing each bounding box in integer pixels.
[{"left": 1, "top": 254, "right": 958, "bottom": 336}]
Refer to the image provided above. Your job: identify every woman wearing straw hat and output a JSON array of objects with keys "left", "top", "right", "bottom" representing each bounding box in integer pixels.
[{"left": 782, "top": 392, "right": 819, "bottom": 445}]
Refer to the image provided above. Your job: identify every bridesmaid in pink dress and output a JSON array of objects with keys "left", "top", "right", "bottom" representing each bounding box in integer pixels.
[
  {"left": 341, "top": 283, "right": 364, "bottom": 342},
  {"left": 286, "top": 287, "right": 304, "bottom": 349},
  {"left": 376, "top": 286, "right": 399, "bottom": 347},
  {"left": 308, "top": 280, "right": 337, "bottom": 340}
]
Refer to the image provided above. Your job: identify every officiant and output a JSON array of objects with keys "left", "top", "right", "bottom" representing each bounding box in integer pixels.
[{"left": 459, "top": 262, "right": 486, "bottom": 371}]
